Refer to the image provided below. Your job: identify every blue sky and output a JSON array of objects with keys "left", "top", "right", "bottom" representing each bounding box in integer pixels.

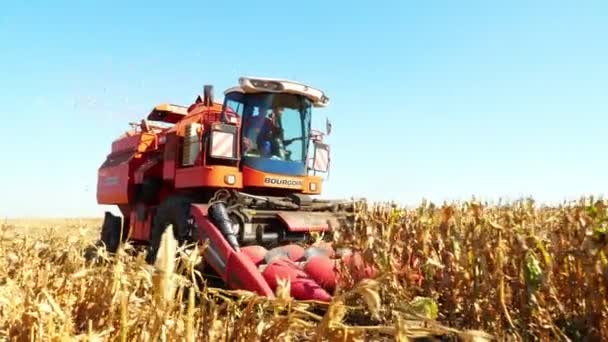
[{"left": 1, "top": 1, "right": 606, "bottom": 217}]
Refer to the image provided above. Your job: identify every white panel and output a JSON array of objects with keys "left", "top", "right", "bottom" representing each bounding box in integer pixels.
[
  {"left": 313, "top": 147, "right": 329, "bottom": 172},
  {"left": 182, "top": 123, "right": 201, "bottom": 166},
  {"left": 211, "top": 131, "right": 235, "bottom": 158}
]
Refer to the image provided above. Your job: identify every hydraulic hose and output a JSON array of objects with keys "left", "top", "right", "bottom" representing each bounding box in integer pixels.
[{"left": 208, "top": 202, "right": 240, "bottom": 251}]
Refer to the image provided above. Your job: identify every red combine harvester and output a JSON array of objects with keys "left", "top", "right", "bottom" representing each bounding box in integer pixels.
[{"left": 92, "top": 76, "right": 368, "bottom": 302}]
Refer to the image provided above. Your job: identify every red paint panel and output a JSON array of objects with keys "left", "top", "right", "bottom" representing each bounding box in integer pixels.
[
  {"left": 226, "top": 252, "right": 274, "bottom": 297},
  {"left": 191, "top": 204, "right": 231, "bottom": 270},
  {"left": 175, "top": 165, "right": 242, "bottom": 189},
  {"left": 190, "top": 204, "right": 273, "bottom": 297},
  {"left": 97, "top": 163, "right": 131, "bottom": 204},
  {"left": 276, "top": 211, "right": 337, "bottom": 232},
  {"left": 162, "top": 133, "right": 178, "bottom": 181},
  {"left": 175, "top": 166, "right": 206, "bottom": 188},
  {"left": 111, "top": 134, "right": 140, "bottom": 153},
  {"left": 192, "top": 204, "right": 209, "bottom": 215},
  {"left": 262, "top": 259, "right": 331, "bottom": 301},
  {"left": 240, "top": 245, "right": 268, "bottom": 266},
  {"left": 163, "top": 160, "right": 176, "bottom": 181},
  {"left": 129, "top": 210, "right": 151, "bottom": 241},
  {"left": 304, "top": 255, "right": 337, "bottom": 293}
]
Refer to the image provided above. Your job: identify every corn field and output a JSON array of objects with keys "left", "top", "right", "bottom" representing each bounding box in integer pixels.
[{"left": 0, "top": 197, "right": 606, "bottom": 341}]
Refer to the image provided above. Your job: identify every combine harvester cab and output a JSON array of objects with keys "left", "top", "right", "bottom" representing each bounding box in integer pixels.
[{"left": 92, "top": 77, "right": 369, "bottom": 301}]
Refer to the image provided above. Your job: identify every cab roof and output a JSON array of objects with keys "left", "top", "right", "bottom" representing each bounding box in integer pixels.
[{"left": 224, "top": 76, "right": 330, "bottom": 108}]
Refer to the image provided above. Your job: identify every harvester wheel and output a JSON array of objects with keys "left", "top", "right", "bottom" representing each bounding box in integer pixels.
[
  {"left": 100, "top": 211, "right": 128, "bottom": 253},
  {"left": 146, "top": 196, "right": 195, "bottom": 265},
  {"left": 84, "top": 211, "right": 129, "bottom": 263}
]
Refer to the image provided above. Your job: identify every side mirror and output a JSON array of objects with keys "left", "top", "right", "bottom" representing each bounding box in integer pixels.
[{"left": 311, "top": 142, "right": 330, "bottom": 173}]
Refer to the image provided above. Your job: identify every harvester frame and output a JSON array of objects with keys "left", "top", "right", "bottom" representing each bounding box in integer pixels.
[{"left": 91, "top": 76, "right": 366, "bottom": 301}]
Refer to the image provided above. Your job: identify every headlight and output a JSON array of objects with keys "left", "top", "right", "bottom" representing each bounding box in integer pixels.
[
  {"left": 309, "top": 182, "right": 317, "bottom": 192},
  {"left": 239, "top": 77, "right": 284, "bottom": 92},
  {"left": 210, "top": 130, "right": 236, "bottom": 159},
  {"left": 224, "top": 175, "right": 236, "bottom": 185},
  {"left": 251, "top": 79, "right": 282, "bottom": 91}
]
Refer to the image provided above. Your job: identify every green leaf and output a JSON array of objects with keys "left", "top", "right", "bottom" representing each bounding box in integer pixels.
[
  {"left": 593, "top": 225, "right": 607, "bottom": 242},
  {"left": 408, "top": 296, "right": 439, "bottom": 320},
  {"left": 587, "top": 205, "right": 599, "bottom": 218},
  {"left": 524, "top": 251, "right": 543, "bottom": 293}
]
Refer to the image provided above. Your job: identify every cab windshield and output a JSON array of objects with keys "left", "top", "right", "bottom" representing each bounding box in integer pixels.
[{"left": 225, "top": 92, "right": 312, "bottom": 165}]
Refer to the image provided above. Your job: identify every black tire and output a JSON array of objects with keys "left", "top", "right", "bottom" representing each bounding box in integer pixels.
[
  {"left": 146, "top": 196, "right": 195, "bottom": 265},
  {"left": 84, "top": 211, "right": 128, "bottom": 263},
  {"left": 101, "top": 211, "right": 127, "bottom": 253}
]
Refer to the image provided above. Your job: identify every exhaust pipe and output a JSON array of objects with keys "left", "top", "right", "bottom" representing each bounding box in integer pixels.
[{"left": 208, "top": 202, "right": 240, "bottom": 251}]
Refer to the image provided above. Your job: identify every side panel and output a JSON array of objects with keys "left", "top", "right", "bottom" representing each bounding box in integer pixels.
[
  {"left": 241, "top": 166, "right": 322, "bottom": 194},
  {"left": 276, "top": 211, "right": 336, "bottom": 232},
  {"left": 97, "top": 160, "right": 131, "bottom": 204},
  {"left": 98, "top": 132, "right": 159, "bottom": 205},
  {"left": 191, "top": 204, "right": 232, "bottom": 274},
  {"left": 163, "top": 133, "right": 178, "bottom": 181},
  {"left": 111, "top": 134, "right": 140, "bottom": 154},
  {"left": 225, "top": 252, "right": 273, "bottom": 294},
  {"left": 242, "top": 166, "right": 304, "bottom": 190},
  {"left": 175, "top": 165, "right": 242, "bottom": 189},
  {"left": 129, "top": 205, "right": 152, "bottom": 241}
]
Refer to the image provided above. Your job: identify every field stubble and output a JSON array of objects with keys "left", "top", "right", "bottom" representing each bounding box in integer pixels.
[{"left": 0, "top": 197, "right": 607, "bottom": 341}]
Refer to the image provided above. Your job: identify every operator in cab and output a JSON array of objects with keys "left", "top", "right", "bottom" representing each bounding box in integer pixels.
[{"left": 257, "top": 106, "right": 287, "bottom": 160}]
